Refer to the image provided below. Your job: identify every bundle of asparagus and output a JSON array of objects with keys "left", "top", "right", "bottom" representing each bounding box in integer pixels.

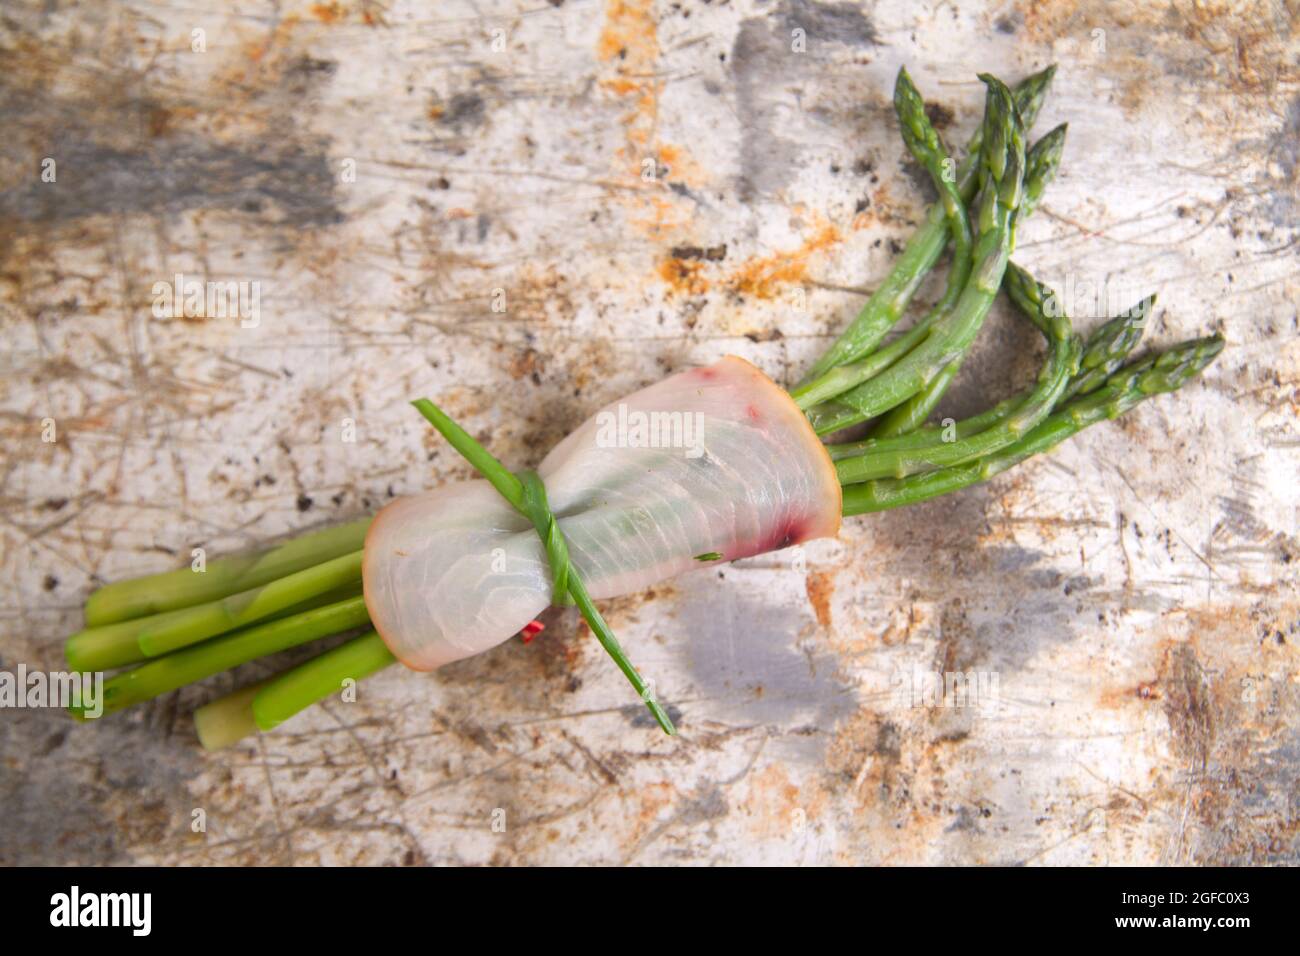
[{"left": 63, "top": 66, "right": 1223, "bottom": 747}]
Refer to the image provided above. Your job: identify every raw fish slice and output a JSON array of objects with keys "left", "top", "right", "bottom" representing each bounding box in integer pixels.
[{"left": 363, "top": 356, "right": 840, "bottom": 671}]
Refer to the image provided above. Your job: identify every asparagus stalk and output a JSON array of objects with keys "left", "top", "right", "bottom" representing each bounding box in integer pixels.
[
  {"left": 790, "top": 68, "right": 973, "bottom": 411},
  {"left": 252, "top": 631, "right": 394, "bottom": 732},
  {"left": 135, "top": 551, "right": 363, "bottom": 657},
  {"left": 804, "top": 75, "right": 1026, "bottom": 434},
  {"left": 822, "top": 269, "right": 1056, "bottom": 463},
  {"left": 83, "top": 517, "right": 371, "bottom": 626},
  {"left": 794, "top": 121, "right": 1068, "bottom": 416},
  {"left": 870, "top": 123, "right": 1068, "bottom": 438},
  {"left": 193, "top": 680, "right": 269, "bottom": 751},
  {"left": 65, "top": 577, "right": 363, "bottom": 672},
  {"left": 828, "top": 395, "right": 1018, "bottom": 461},
  {"left": 1061, "top": 294, "right": 1154, "bottom": 399},
  {"left": 889, "top": 66, "right": 974, "bottom": 337},
  {"left": 195, "top": 633, "right": 396, "bottom": 749},
  {"left": 841, "top": 334, "right": 1224, "bottom": 514},
  {"left": 65, "top": 550, "right": 364, "bottom": 667},
  {"left": 834, "top": 276, "right": 1080, "bottom": 484},
  {"left": 826, "top": 265, "right": 1153, "bottom": 463},
  {"left": 70, "top": 595, "right": 371, "bottom": 719},
  {"left": 799, "top": 65, "right": 1056, "bottom": 383}
]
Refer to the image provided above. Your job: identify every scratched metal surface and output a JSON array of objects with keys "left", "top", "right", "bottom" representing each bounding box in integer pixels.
[{"left": 1, "top": 0, "right": 1297, "bottom": 866}]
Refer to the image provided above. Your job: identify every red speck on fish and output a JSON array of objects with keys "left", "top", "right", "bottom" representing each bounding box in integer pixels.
[
  {"left": 770, "top": 518, "right": 805, "bottom": 551},
  {"left": 521, "top": 620, "right": 545, "bottom": 644}
]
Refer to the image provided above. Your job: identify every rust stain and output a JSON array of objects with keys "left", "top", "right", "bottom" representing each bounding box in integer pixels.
[
  {"left": 1099, "top": 678, "right": 1163, "bottom": 708},
  {"left": 505, "top": 264, "right": 575, "bottom": 329},
  {"left": 1015, "top": 0, "right": 1084, "bottom": 45},
  {"left": 1137, "top": 680, "right": 1162, "bottom": 701},
  {"left": 878, "top": 599, "right": 927, "bottom": 648},
  {"left": 505, "top": 347, "right": 544, "bottom": 382},
  {"left": 1161, "top": 642, "right": 1216, "bottom": 770},
  {"left": 656, "top": 257, "right": 707, "bottom": 296},
  {"left": 805, "top": 569, "right": 835, "bottom": 629},
  {"left": 632, "top": 781, "right": 678, "bottom": 834},
  {"left": 630, "top": 192, "right": 696, "bottom": 238},
  {"left": 1016, "top": 0, "right": 1293, "bottom": 109},
  {"left": 238, "top": 17, "right": 301, "bottom": 69},
  {"left": 596, "top": 0, "right": 658, "bottom": 66},
  {"left": 1089, "top": 597, "right": 1300, "bottom": 862},
  {"left": 655, "top": 219, "right": 843, "bottom": 300},
  {"left": 597, "top": 0, "right": 660, "bottom": 159},
  {"left": 309, "top": 2, "right": 346, "bottom": 23},
  {"left": 596, "top": 0, "right": 702, "bottom": 239},
  {"left": 728, "top": 221, "right": 841, "bottom": 299},
  {"left": 824, "top": 709, "right": 910, "bottom": 813},
  {"left": 655, "top": 142, "right": 706, "bottom": 189},
  {"left": 742, "top": 764, "right": 823, "bottom": 839}
]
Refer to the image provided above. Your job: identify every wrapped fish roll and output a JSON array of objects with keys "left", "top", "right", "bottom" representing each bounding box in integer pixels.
[{"left": 363, "top": 356, "right": 842, "bottom": 671}]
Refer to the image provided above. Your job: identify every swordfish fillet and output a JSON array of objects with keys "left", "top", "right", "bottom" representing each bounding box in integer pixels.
[{"left": 363, "top": 356, "right": 841, "bottom": 671}]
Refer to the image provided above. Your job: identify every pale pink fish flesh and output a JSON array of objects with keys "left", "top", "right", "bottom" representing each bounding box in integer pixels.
[{"left": 362, "top": 356, "right": 841, "bottom": 671}]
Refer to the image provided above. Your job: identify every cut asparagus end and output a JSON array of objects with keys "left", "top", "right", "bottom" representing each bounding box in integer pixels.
[
  {"left": 194, "top": 680, "right": 270, "bottom": 751},
  {"left": 84, "top": 595, "right": 374, "bottom": 720}
]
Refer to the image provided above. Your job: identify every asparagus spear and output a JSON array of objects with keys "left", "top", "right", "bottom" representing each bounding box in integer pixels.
[
  {"left": 795, "top": 120, "right": 1068, "bottom": 416},
  {"left": 65, "top": 577, "right": 364, "bottom": 672},
  {"left": 193, "top": 680, "right": 268, "bottom": 751},
  {"left": 827, "top": 394, "right": 1017, "bottom": 461},
  {"left": 834, "top": 273, "right": 1080, "bottom": 483},
  {"left": 821, "top": 265, "right": 1059, "bottom": 463},
  {"left": 70, "top": 595, "right": 371, "bottom": 719},
  {"left": 804, "top": 75, "right": 1026, "bottom": 435},
  {"left": 799, "top": 65, "right": 1056, "bottom": 384},
  {"left": 195, "top": 632, "right": 396, "bottom": 748},
  {"left": 841, "top": 334, "right": 1224, "bottom": 514},
  {"left": 891, "top": 66, "right": 974, "bottom": 331},
  {"left": 791, "top": 67, "right": 972, "bottom": 411},
  {"left": 825, "top": 264, "right": 1151, "bottom": 462},
  {"left": 1061, "top": 294, "right": 1154, "bottom": 399},
  {"left": 65, "top": 550, "right": 364, "bottom": 667},
  {"left": 252, "top": 631, "right": 394, "bottom": 732},
  {"left": 870, "top": 123, "right": 1068, "bottom": 438},
  {"left": 83, "top": 517, "right": 371, "bottom": 626}
]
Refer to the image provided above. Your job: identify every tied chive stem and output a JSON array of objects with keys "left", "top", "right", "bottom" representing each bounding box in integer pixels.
[{"left": 410, "top": 398, "right": 677, "bottom": 736}]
